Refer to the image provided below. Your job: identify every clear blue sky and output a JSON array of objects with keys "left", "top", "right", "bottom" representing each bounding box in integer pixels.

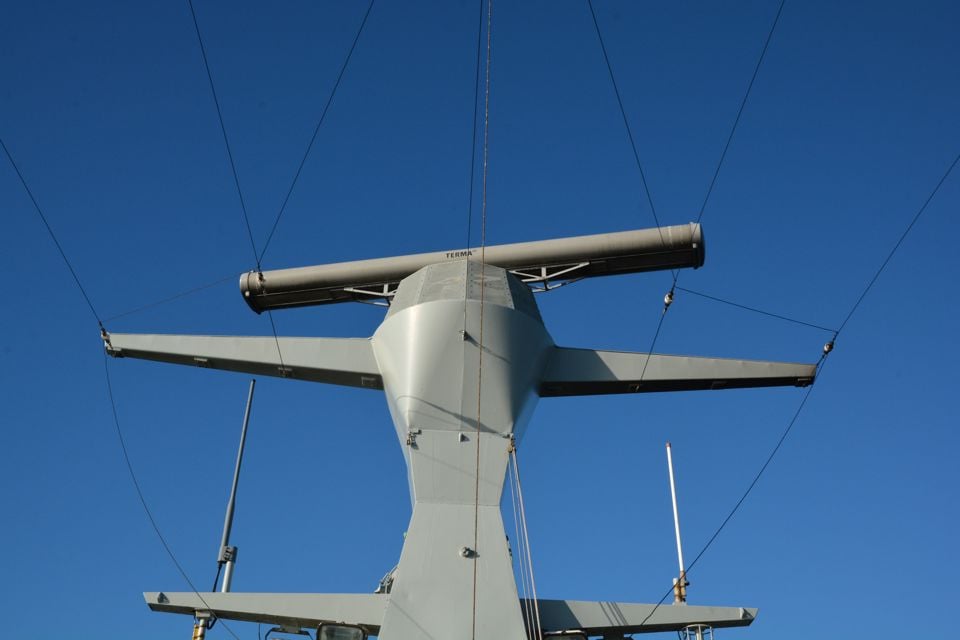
[{"left": 2, "top": 1, "right": 958, "bottom": 639}]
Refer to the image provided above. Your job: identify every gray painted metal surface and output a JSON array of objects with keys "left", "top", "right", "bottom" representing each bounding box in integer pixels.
[
  {"left": 240, "top": 223, "right": 703, "bottom": 311},
  {"left": 145, "top": 592, "right": 389, "bottom": 634},
  {"left": 105, "top": 224, "right": 813, "bottom": 639},
  {"left": 105, "top": 334, "right": 382, "bottom": 389},
  {"left": 217, "top": 379, "right": 255, "bottom": 593},
  {"left": 143, "top": 592, "right": 757, "bottom": 637},
  {"left": 541, "top": 348, "right": 815, "bottom": 396},
  {"left": 532, "top": 599, "right": 756, "bottom": 634},
  {"left": 144, "top": 592, "right": 755, "bottom": 636}
]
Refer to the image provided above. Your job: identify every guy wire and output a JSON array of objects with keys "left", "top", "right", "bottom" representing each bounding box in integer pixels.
[{"left": 471, "top": 0, "right": 494, "bottom": 637}]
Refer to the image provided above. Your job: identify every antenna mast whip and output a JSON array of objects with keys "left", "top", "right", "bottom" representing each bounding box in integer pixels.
[
  {"left": 667, "top": 441, "right": 689, "bottom": 604},
  {"left": 217, "top": 379, "right": 256, "bottom": 593}
]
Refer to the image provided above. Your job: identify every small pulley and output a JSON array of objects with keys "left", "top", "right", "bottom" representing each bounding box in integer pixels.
[{"left": 663, "top": 288, "right": 675, "bottom": 313}]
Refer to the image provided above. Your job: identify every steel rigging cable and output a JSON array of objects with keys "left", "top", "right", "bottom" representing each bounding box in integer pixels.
[
  {"left": 586, "top": 0, "right": 665, "bottom": 237},
  {"left": 675, "top": 285, "right": 838, "bottom": 334},
  {"left": 632, "top": 147, "right": 960, "bottom": 631},
  {"left": 1, "top": 134, "right": 245, "bottom": 640},
  {"left": 585, "top": 1, "right": 958, "bottom": 630},
  {"left": 103, "top": 273, "right": 236, "bottom": 324},
  {"left": 1, "top": 136, "right": 103, "bottom": 328},
  {"left": 463, "top": 0, "right": 486, "bottom": 337},
  {"left": 92, "top": 2, "right": 377, "bottom": 325},
  {"left": 471, "top": 0, "right": 495, "bottom": 638},
  {"left": 186, "top": 0, "right": 261, "bottom": 270},
  {"left": 587, "top": 0, "right": 787, "bottom": 386},
  {"left": 257, "top": 0, "right": 377, "bottom": 265},
  {"left": 186, "top": 0, "right": 290, "bottom": 379},
  {"left": 91, "top": 5, "right": 375, "bottom": 327},
  {"left": 692, "top": 0, "right": 787, "bottom": 229}
]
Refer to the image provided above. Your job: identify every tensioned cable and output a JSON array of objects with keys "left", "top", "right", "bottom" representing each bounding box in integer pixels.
[
  {"left": 470, "top": 0, "right": 493, "bottom": 638},
  {"left": 635, "top": 0, "right": 788, "bottom": 387},
  {"left": 463, "top": 0, "right": 486, "bottom": 335},
  {"left": 104, "top": 355, "right": 243, "bottom": 640},
  {"left": 187, "top": 0, "right": 287, "bottom": 375},
  {"left": 632, "top": 148, "right": 958, "bottom": 631},
  {"left": 669, "top": 0, "right": 785, "bottom": 301},
  {"left": 586, "top": 0, "right": 671, "bottom": 382},
  {"left": 587, "top": 0, "right": 673, "bottom": 287},
  {"left": 586, "top": 0, "right": 665, "bottom": 240},
  {"left": 634, "top": 359, "right": 825, "bottom": 630},
  {"left": 257, "top": 0, "right": 377, "bottom": 264},
  {"left": 2, "top": 136, "right": 102, "bottom": 328},
  {"left": 582, "top": 0, "right": 785, "bottom": 392},
  {"left": 630, "top": 1, "right": 946, "bottom": 619},
  {"left": 692, "top": 0, "right": 786, "bottom": 229},
  {"left": 187, "top": 0, "right": 261, "bottom": 270},
  {"left": 265, "top": 311, "right": 287, "bottom": 375},
  {"left": 837, "top": 150, "right": 960, "bottom": 333},
  {"left": 508, "top": 454, "right": 530, "bottom": 636},
  {"left": 508, "top": 458, "right": 535, "bottom": 640},
  {"left": 74, "top": 4, "right": 377, "bottom": 324},
  {"left": 511, "top": 447, "right": 543, "bottom": 640},
  {"left": 103, "top": 273, "right": 236, "bottom": 323},
  {"left": 676, "top": 285, "right": 836, "bottom": 333},
  {"left": 605, "top": 4, "right": 957, "bottom": 628},
  {"left": 3, "top": 132, "right": 242, "bottom": 639},
  {"left": 636, "top": 0, "right": 786, "bottom": 383},
  {"left": 635, "top": 306, "right": 669, "bottom": 384},
  {"left": 587, "top": 0, "right": 792, "bottom": 602},
  {"left": 465, "top": 0, "right": 485, "bottom": 252}
]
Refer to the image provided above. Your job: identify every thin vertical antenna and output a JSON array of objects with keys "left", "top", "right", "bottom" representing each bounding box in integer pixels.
[
  {"left": 666, "top": 441, "right": 688, "bottom": 604},
  {"left": 217, "top": 379, "right": 256, "bottom": 592}
]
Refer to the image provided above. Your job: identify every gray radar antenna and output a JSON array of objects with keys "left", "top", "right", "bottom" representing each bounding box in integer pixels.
[{"left": 104, "top": 223, "right": 816, "bottom": 639}]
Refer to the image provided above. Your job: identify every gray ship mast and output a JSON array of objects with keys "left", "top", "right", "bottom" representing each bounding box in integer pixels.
[{"left": 104, "top": 222, "right": 816, "bottom": 639}]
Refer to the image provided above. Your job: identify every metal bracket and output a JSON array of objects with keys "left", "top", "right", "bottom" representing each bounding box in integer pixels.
[
  {"left": 266, "top": 624, "right": 311, "bottom": 637},
  {"left": 375, "top": 565, "right": 398, "bottom": 594},
  {"left": 218, "top": 545, "right": 237, "bottom": 563},
  {"left": 193, "top": 610, "right": 214, "bottom": 638},
  {"left": 101, "top": 329, "right": 124, "bottom": 357},
  {"left": 343, "top": 283, "right": 397, "bottom": 306},
  {"left": 510, "top": 262, "right": 589, "bottom": 293}
]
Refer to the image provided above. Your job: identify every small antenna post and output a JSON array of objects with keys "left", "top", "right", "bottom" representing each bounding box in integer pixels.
[
  {"left": 216, "top": 379, "right": 256, "bottom": 592},
  {"left": 666, "top": 441, "right": 689, "bottom": 604}
]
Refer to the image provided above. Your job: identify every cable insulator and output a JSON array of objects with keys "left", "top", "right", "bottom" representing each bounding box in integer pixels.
[
  {"left": 663, "top": 290, "right": 674, "bottom": 312},
  {"left": 823, "top": 341, "right": 834, "bottom": 355}
]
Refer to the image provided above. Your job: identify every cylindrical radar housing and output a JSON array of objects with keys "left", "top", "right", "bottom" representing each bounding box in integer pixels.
[{"left": 240, "top": 222, "right": 704, "bottom": 312}]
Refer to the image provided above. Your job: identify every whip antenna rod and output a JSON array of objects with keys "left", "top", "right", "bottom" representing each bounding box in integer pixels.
[
  {"left": 666, "top": 441, "right": 688, "bottom": 604},
  {"left": 217, "top": 379, "right": 256, "bottom": 592}
]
